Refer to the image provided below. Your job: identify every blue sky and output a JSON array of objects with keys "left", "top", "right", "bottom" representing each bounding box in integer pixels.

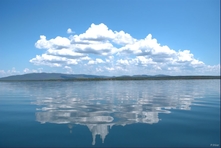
[{"left": 0, "top": 0, "right": 220, "bottom": 77}]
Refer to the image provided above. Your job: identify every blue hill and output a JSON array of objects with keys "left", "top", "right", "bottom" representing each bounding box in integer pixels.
[{"left": 0, "top": 73, "right": 107, "bottom": 81}]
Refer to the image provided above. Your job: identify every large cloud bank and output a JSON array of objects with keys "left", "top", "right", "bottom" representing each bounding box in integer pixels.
[{"left": 30, "top": 23, "right": 220, "bottom": 75}]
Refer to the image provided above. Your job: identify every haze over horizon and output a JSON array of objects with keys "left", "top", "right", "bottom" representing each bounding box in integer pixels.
[{"left": 0, "top": 0, "right": 220, "bottom": 78}]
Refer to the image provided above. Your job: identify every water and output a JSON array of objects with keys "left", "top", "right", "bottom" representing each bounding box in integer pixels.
[{"left": 0, "top": 80, "right": 220, "bottom": 147}]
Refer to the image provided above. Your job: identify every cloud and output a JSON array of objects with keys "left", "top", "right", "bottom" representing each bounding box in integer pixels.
[
  {"left": 105, "top": 67, "right": 115, "bottom": 71},
  {"left": 0, "top": 70, "right": 6, "bottom": 77},
  {"left": 116, "top": 59, "right": 130, "bottom": 66},
  {"left": 30, "top": 23, "right": 220, "bottom": 75},
  {"left": 64, "top": 66, "right": 72, "bottom": 70},
  {"left": 35, "top": 35, "right": 70, "bottom": 49},
  {"left": 64, "top": 66, "right": 73, "bottom": 74},
  {"left": 67, "top": 28, "right": 74, "bottom": 34},
  {"left": 0, "top": 68, "right": 19, "bottom": 77},
  {"left": 23, "top": 68, "right": 43, "bottom": 73},
  {"left": 23, "top": 68, "right": 30, "bottom": 73},
  {"left": 88, "top": 58, "right": 105, "bottom": 65},
  {"left": 2, "top": 67, "right": 21, "bottom": 76}
]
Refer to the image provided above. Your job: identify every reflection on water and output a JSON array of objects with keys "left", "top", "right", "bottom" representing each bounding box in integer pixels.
[{"left": 0, "top": 80, "right": 220, "bottom": 145}]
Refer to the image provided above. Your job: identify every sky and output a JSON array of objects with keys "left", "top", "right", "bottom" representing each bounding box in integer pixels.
[{"left": 0, "top": 0, "right": 220, "bottom": 77}]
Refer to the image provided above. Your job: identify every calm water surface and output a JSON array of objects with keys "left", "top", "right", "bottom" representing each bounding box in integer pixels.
[{"left": 0, "top": 80, "right": 220, "bottom": 147}]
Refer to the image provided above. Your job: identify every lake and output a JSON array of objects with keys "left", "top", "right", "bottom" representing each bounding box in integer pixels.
[{"left": 0, "top": 80, "right": 220, "bottom": 147}]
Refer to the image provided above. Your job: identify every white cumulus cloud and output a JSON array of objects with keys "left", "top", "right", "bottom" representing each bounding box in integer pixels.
[{"left": 29, "top": 23, "right": 220, "bottom": 75}]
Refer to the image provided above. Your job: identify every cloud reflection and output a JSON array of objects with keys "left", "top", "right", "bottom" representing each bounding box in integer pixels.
[{"left": 30, "top": 80, "right": 217, "bottom": 145}]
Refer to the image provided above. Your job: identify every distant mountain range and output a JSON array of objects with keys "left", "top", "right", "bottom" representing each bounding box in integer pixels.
[
  {"left": 0, "top": 73, "right": 108, "bottom": 81},
  {"left": 0, "top": 73, "right": 219, "bottom": 81}
]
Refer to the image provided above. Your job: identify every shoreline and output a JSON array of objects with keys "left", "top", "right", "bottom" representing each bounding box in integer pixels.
[{"left": 0, "top": 76, "right": 220, "bottom": 82}]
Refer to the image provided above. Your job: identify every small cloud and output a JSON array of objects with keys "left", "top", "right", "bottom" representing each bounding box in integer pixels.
[
  {"left": 0, "top": 70, "right": 5, "bottom": 74},
  {"left": 38, "top": 68, "right": 43, "bottom": 73},
  {"left": 105, "top": 67, "right": 115, "bottom": 71},
  {"left": 64, "top": 66, "right": 73, "bottom": 74},
  {"left": 0, "top": 70, "right": 6, "bottom": 77},
  {"left": 24, "top": 68, "right": 43, "bottom": 73},
  {"left": 7, "top": 67, "right": 20, "bottom": 75},
  {"left": 0, "top": 67, "right": 20, "bottom": 77},
  {"left": 67, "top": 28, "right": 74, "bottom": 34},
  {"left": 64, "top": 66, "right": 72, "bottom": 70},
  {"left": 24, "top": 68, "right": 30, "bottom": 73},
  {"left": 88, "top": 58, "right": 105, "bottom": 65},
  {"left": 117, "top": 59, "right": 129, "bottom": 66},
  {"left": 96, "top": 67, "right": 103, "bottom": 72}
]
